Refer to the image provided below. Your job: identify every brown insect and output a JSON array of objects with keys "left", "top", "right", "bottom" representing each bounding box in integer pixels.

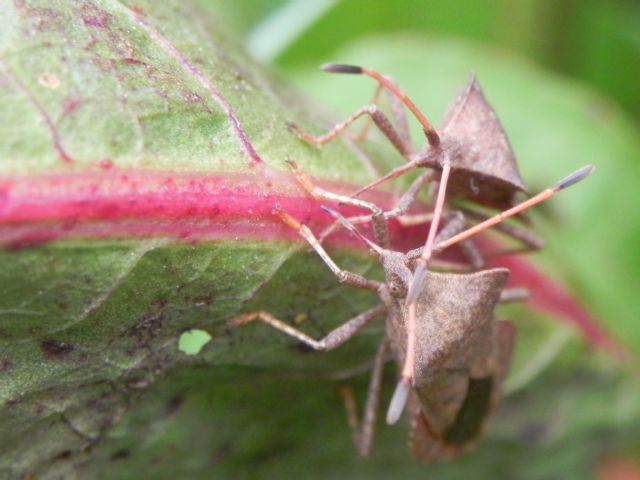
[
  {"left": 288, "top": 64, "right": 543, "bottom": 267},
  {"left": 231, "top": 160, "right": 593, "bottom": 460},
  {"left": 289, "top": 64, "right": 524, "bottom": 207}
]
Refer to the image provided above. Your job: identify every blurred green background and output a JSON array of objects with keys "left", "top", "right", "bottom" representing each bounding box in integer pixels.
[{"left": 204, "top": 0, "right": 640, "bottom": 121}]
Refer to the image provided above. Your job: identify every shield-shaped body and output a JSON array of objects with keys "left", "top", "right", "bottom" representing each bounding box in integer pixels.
[{"left": 384, "top": 268, "right": 516, "bottom": 462}]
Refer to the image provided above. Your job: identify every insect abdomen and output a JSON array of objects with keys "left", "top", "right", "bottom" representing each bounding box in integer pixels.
[{"left": 443, "top": 376, "right": 493, "bottom": 445}]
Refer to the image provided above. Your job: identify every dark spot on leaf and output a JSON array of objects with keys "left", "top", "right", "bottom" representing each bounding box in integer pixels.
[
  {"left": 110, "top": 449, "right": 130, "bottom": 461},
  {"left": 40, "top": 339, "right": 75, "bottom": 360},
  {"left": 125, "top": 299, "right": 167, "bottom": 350},
  {"left": 61, "top": 97, "right": 82, "bottom": 117},
  {"left": 131, "top": 6, "right": 145, "bottom": 16},
  {"left": 0, "top": 359, "right": 13, "bottom": 372},
  {"left": 164, "top": 395, "right": 184, "bottom": 417},
  {"left": 190, "top": 292, "right": 216, "bottom": 305},
  {"left": 121, "top": 57, "right": 146, "bottom": 66},
  {"left": 81, "top": 4, "right": 110, "bottom": 29},
  {"left": 151, "top": 297, "right": 168, "bottom": 309},
  {"left": 55, "top": 450, "right": 72, "bottom": 460},
  {"left": 211, "top": 442, "right": 233, "bottom": 466}
]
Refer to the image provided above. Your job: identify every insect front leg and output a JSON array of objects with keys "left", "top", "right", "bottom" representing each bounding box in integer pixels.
[
  {"left": 287, "top": 67, "right": 418, "bottom": 159},
  {"left": 276, "top": 209, "right": 383, "bottom": 292},
  {"left": 286, "top": 160, "right": 391, "bottom": 248},
  {"left": 350, "top": 77, "right": 414, "bottom": 149},
  {"left": 231, "top": 305, "right": 385, "bottom": 352}
]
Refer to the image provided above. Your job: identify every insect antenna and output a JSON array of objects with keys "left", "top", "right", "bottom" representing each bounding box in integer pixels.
[
  {"left": 385, "top": 161, "right": 452, "bottom": 424},
  {"left": 433, "top": 165, "right": 595, "bottom": 253},
  {"left": 322, "top": 63, "right": 440, "bottom": 147},
  {"left": 321, "top": 206, "right": 383, "bottom": 256},
  {"left": 351, "top": 159, "right": 421, "bottom": 197}
]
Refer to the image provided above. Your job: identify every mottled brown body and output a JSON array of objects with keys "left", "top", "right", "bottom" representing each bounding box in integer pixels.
[
  {"left": 378, "top": 262, "right": 515, "bottom": 461},
  {"left": 427, "top": 76, "right": 526, "bottom": 210},
  {"left": 407, "top": 318, "right": 516, "bottom": 461}
]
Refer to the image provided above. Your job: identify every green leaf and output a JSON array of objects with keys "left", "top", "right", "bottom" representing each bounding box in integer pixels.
[
  {"left": 1, "top": 2, "right": 639, "bottom": 479},
  {"left": 0, "top": 1, "right": 382, "bottom": 476}
]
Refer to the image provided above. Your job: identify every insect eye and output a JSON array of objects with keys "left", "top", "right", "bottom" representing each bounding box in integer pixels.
[{"left": 389, "top": 281, "right": 406, "bottom": 298}]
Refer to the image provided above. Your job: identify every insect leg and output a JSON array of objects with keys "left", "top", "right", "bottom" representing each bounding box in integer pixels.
[
  {"left": 288, "top": 104, "right": 413, "bottom": 159},
  {"left": 277, "top": 209, "right": 382, "bottom": 292},
  {"left": 390, "top": 163, "right": 453, "bottom": 424},
  {"left": 230, "top": 305, "right": 385, "bottom": 352},
  {"left": 318, "top": 171, "right": 435, "bottom": 243},
  {"left": 322, "top": 64, "right": 439, "bottom": 147},
  {"left": 357, "top": 338, "right": 389, "bottom": 457},
  {"left": 286, "top": 159, "right": 391, "bottom": 248},
  {"left": 404, "top": 165, "right": 594, "bottom": 262},
  {"left": 349, "top": 83, "right": 384, "bottom": 142},
  {"left": 434, "top": 211, "right": 485, "bottom": 269},
  {"left": 340, "top": 339, "right": 390, "bottom": 457},
  {"left": 431, "top": 165, "right": 594, "bottom": 253}
]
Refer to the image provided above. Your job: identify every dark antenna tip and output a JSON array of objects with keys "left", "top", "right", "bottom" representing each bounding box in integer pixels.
[
  {"left": 555, "top": 165, "right": 595, "bottom": 191},
  {"left": 321, "top": 63, "right": 363, "bottom": 75}
]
